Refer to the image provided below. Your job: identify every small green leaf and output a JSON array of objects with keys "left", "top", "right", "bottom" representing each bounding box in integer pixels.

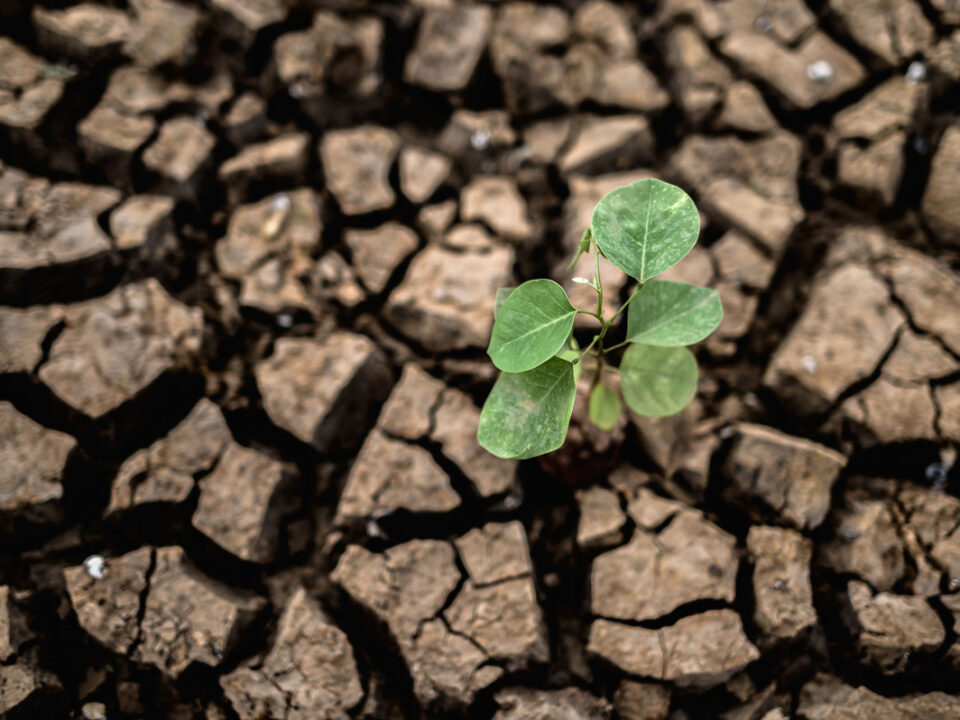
[
  {"left": 494, "top": 287, "right": 514, "bottom": 318},
  {"left": 488, "top": 279, "right": 577, "bottom": 373},
  {"left": 626, "top": 279, "right": 722, "bottom": 346},
  {"left": 620, "top": 344, "right": 698, "bottom": 417},
  {"left": 478, "top": 357, "right": 577, "bottom": 459},
  {"left": 592, "top": 179, "right": 700, "bottom": 282},
  {"left": 589, "top": 383, "right": 621, "bottom": 431}
]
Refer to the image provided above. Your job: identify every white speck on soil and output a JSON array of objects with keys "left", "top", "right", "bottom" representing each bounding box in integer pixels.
[
  {"left": 806, "top": 60, "right": 834, "bottom": 84},
  {"left": 470, "top": 129, "right": 490, "bottom": 151},
  {"left": 906, "top": 61, "right": 927, "bottom": 84},
  {"left": 802, "top": 355, "right": 818, "bottom": 374},
  {"left": 83, "top": 555, "right": 107, "bottom": 580}
]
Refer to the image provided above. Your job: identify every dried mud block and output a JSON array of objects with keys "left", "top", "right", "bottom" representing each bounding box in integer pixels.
[
  {"left": 0, "top": 648, "right": 61, "bottom": 717},
  {"left": 142, "top": 117, "right": 216, "bottom": 198},
  {"left": 134, "top": 546, "right": 264, "bottom": 678},
  {"left": 313, "top": 251, "right": 365, "bottom": 309},
  {"left": 460, "top": 176, "right": 534, "bottom": 243},
  {"left": 719, "top": 30, "right": 865, "bottom": 109},
  {"left": 255, "top": 332, "right": 391, "bottom": 452},
  {"left": 833, "top": 77, "right": 925, "bottom": 141},
  {"left": 659, "top": 0, "right": 816, "bottom": 44},
  {"left": 0, "top": 167, "right": 121, "bottom": 302},
  {"left": 38, "top": 279, "right": 203, "bottom": 420},
  {"left": 712, "top": 231, "right": 776, "bottom": 291},
  {"left": 273, "top": 11, "right": 382, "bottom": 119},
  {"left": 108, "top": 399, "right": 231, "bottom": 515},
  {"left": 576, "top": 486, "right": 626, "bottom": 549},
  {"left": 664, "top": 25, "right": 732, "bottom": 123},
  {"left": 335, "top": 429, "right": 459, "bottom": 522},
  {"left": 209, "top": 0, "right": 285, "bottom": 48},
  {"left": 445, "top": 522, "right": 547, "bottom": 671},
  {"left": 77, "top": 104, "right": 156, "bottom": 187},
  {"left": 404, "top": 5, "right": 493, "bottom": 91},
  {"left": 724, "top": 424, "right": 846, "bottom": 530},
  {"left": 33, "top": 4, "right": 131, "bottom": 63},
  {"left": 490, "top": 3, "right": 668, "bottom": 116},
  {"left": 717, "top": 81, "right": 777, "bottom": 134},
  {"left": 216, "top": 189, "right": 322, "bottom": 316},
  {"left": 193, "top": 443, "right": 297, "bottom": 564},
  {"left": 763, "top": 265, "right": 903, "bottom": 415},
  {"left": 444, "top": 577, "right": 548, "bottom": 670},
  {"left": 591, "top": 510, "right": 737, "bottom": 622},
  {"left": 932, "top": 527, "right": 960, "bottom": 591},
  {"left": 558, "top": 115, "right": 654, "bottom": 175},
  {"left": 0, "top": 402, "right": 76, "bottom": 528},
  {"left": 0, "top": 586, "right": 31, "bottom": 662},
  {"left": 101, "top": 66, "right": 170, "bottom": 115},
  {"left": 320, "top": 125, "right": 400, "bottom": 215},
  {"left": 821, "top": 491, "right": 905, "bottom": 591},
  {"left": 0, "top": 39, "right": 65, "bottom": 159},
  {"left": 614, "top": 680, "right": 671, "bottom": 720},
  {"left": 927, "top": 31, "right": 960, "bottom": 81},
  {"left": 220, "top": 588, "right": 362, "bottom": 720},
  {"left": 493, "top": 687, "right": 610, "bottom": 720},
  {"left": 923, "top": 125, "right": 960, "bottom": 247},
  {"left": 218, "top": 133, "right": 310, "bottom": 204},
  {"left": 747, "top": 526, "right": 816, "bottom": 640},
  {"left": 837, "top": 132, "right": 906, "bottom": 206},
  {"left": 671, "top": 133, "right": 803, "bottom": 255},
  {"left": 798, "top": 674, "right": 960, "bottom": 719},
  {"left": 125, "top": 0, "right": 201, "bottom": 68},
  {"left": 332, "top": 541, "right": 492, "bottom": 708},
  {"left": 845, "top": 580, "right": 944, "bottom": 673},
  {"left": 344, "top": 222, "right": 419, "bottom": 294},
  {"left": 64, "top": 546, "right": 153, "bottom": 655},
  {"left": 573, "top": 0, "right": 635, "bottom": 58},
  {"left": 385, "top": 243, "right": 514, "bottom": 352},
  {"left": 588, "top": 610, "right": 760, "bottom": 687},
  {"left": 222, "top": 92, "right": 267, "bottom": 147},
  {"left": 437, "top": 108, "right": 517, "bottom": 156},
  {"left": 840, "top": 374, "right": 938, "bottom": 445},
  {"left": 377, "top": 363, "right": 444, "bottom": 441},
  {"left": 432, "top": 387, "right": 517, "bottom": 497},
  {"left": 398, "top": 147, "right": 451, "bottom": 204},
  {"left": 455, "top": 522, "right": 533, "bottom": 586},
  {"left": 936, "top": 383, "right": 960, "bottom": 443},
  {"left": 109, "top": 194, "right": 176, "bottom": 255},
  {"left": 626, "top": 488, "right": 685, "bottom": 531},
  {"left": 0, "top": 306, "right": 63, "bottom": 374},
  {"left": 828, "top": 0, "right": 933, "bottom": 66}
]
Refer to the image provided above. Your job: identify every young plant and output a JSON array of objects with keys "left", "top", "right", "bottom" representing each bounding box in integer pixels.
[{"left": 477, "top": 178, "right": 721, "bottom": 460}]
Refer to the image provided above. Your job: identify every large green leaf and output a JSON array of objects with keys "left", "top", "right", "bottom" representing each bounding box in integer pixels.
[
  {"left": 591, "top": 179, "right": 700, "bottom": 282},
  {"left": 478, "top": 357, "right": 577, "bottom": 459},
  {"left": 620, "top": 344, "right": 698, "bottom": 417},
  {"left": 488, "top": 279, "right": 577, "bottom": 373},
  {"left": 589, "top": 383, "right": 621, "bottom": 431},
  {"left": 626, "top": 279, "right": 722, "bottom": 346}
]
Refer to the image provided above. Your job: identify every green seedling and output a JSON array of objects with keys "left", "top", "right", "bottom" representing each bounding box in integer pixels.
[{"left": 478, "top": 178, "right": 722, "bottom": 460}]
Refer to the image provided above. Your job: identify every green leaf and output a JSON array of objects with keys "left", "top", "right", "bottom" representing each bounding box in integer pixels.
[
  {"left": 478, "top": 357, "right": 577, "bottom": 459},
  {"left": 589, "top": 383, "right": 621, "bottom": 431},
  {"left": 620, "top": 344, "right": 698, "bottom": 417},
  {"left": 488, "top": 279, "right": 577, "bottom": 373},
  {"left": 591, "top": 178, "right": 700, "bottom": 282},
  {"left": 494, "top": 287, "right": 514, "bottom": 318},
  {"left": 626, "top": 279, "right": 722, "bottom": 346}
]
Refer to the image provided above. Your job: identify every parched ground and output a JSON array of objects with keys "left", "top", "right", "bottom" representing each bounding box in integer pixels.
[{"left": 2, "top": 0, "right": 960, "bottom": 718}]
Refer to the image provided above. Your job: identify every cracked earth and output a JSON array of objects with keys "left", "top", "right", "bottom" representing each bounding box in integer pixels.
[{"left": 2, "top": 0, "right": 960, "bottom": 718}]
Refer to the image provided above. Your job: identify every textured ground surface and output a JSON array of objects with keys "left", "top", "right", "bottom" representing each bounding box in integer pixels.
[{"left": 2, "top": 0, "right": 960, "bottom": 718}]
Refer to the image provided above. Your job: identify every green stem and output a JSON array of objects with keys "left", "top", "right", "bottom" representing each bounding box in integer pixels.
[
  {"left": 594, "top": 238, "right": 603, "bottom": 318},
  {"left": 610, "top": 282, "right": 642, "bottom": 324}
]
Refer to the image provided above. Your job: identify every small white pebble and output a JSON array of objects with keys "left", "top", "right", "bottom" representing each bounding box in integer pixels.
[
  {"left": 905, "top": 61, "right": 927, "bottom": 84},
  {"left": 289, "top": 81, "right": 307, "bottom": 99},
  {"left": 802, "top": 355, "right": 818, "bottom": 374},
  {"left": 83, "top": 555, "right": 107, "bottom": 580},
  {"left": 276, "top": 313, "right": 293, "bottom": 329},
  {"left": 501, "top": 493, "right": 521, "bottom": 511},
  {"left": 470, "top": 129, "right": 490, "bottom": 151},
  {"left": 82, "top": 702, "right": 107, "bottom": 720},
  {"left": 806, "top": 60, "right": 834, "bottom": 83}
]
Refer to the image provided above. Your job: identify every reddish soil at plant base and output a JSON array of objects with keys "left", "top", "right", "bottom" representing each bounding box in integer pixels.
[{"left": 2, "top": 1, "right": 960, "bottom": 718}]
